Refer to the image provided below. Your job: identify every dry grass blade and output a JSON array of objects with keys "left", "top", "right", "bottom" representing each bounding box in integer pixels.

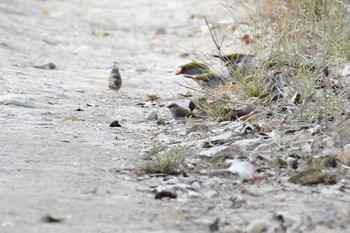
[
  {"left": 203, "top": 16, "right": 224, "bottom": 56},
  {"left": 140, "top": 147, "right": 191, "bottom": 175}
]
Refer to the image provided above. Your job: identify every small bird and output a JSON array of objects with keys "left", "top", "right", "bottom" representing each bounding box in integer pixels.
[
  {"left": 185, "top": 72, "right": 223, "bottom": 88},
  {"left": 188, "top": 97, "right": 208, "bottom": 117},
  {"left": 259, "top": 71, "right": 285, "bottom": 100},
  {"left": 167, "top": 103, "right": 199, "bottom": 120},
  {"left": 188, "top": 96, "right": 207, "bottom": 112},
  {"left": 271, "top": 71, "right": 285, "bottom": 100},
  {"left": 214, "top": 53, "right": 254, "bottom": 78},
  {"left": 213, "top": 53, "right": 248, "bottom": 64},
  {"left": 176, "top": 61, "right": 210, "bottom": 76},
  {"left": 108, "top": 66, "right": 122, "bottom": 91}
]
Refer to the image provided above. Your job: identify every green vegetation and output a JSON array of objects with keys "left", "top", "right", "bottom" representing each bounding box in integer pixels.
[
  {"left": 208, "top": 0, "right": 350, "bottom": 124},
  {"left": 141, "top": 147, "right": 190, "bottom": 175}
]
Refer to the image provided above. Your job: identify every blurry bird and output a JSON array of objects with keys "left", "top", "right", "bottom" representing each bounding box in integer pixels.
[
  {"left": 189, "top": 97, "right": 208, "bottom": 117},
  {"left": 167, "top": 103, "right": 201, "bottom": 120},
  {"left": 185, "top": 72, "right": 223, "bottom": 88},
  {"left": 214, "top": 53, "right": 254, "bottom": 78},
  {"left": 260, "top": 71, "right": 285, "bottom": 100},
  {"left": 271, "top": 71, "right": 285, "bottom": 99},
  {"left": 176, "top": 61, "right": 210, "bottom": 76},
  {"left": 213, "top": 53, "right": 248, "bottom": 64},
  {"left": 108, "top": 65, "right": 122, "bottom": 91},
  {"left": 188, "top": 96, "right": 207, "bottom": 111}
]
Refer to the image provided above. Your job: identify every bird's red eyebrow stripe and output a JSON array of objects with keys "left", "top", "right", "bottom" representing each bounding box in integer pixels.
[{"left": 176, "top": 68, "right": 184, "bottom": 75}]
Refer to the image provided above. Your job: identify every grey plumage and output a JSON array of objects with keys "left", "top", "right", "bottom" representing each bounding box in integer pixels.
[
  {"left": 184, "top": 73, "right": 222, "bottom": 89},
  {"left": 167, "top": 103, "right": 194, "bottom": 120},
  {"left": 176, "top": 62, "right": 210, "bottom": 76},
  {"left": 108, "top": 66, "right": 122, "bottom": 91}
]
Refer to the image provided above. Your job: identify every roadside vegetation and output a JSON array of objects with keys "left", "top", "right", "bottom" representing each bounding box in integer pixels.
[{"left": 141, "top": 0, "right": 350, "bottom": 186}]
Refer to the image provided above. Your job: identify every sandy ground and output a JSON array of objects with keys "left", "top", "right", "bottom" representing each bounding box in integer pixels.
[{"left": 1, "top": 1, "right": 350, "bottom": 233}]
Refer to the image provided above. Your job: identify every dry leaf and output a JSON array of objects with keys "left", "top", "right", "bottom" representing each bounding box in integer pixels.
[
  {"left": 202, "top": 141, "right": 213, "bottom": 148},
  {"left": 180, "top": 91, "right": 193, "bottom": 97},
  {"left": 146, "top": 93, "right": 159, "bottom": 101},
  {"left": 110, "top": 120, "right": 121, "bottom": 127},
  {"left": 42, "top": 214, "right": 64, "bottom": 223},
  {"left": 42, "top": 8, "right": 50, "bottom": 16},
  {"left": 155, "top": 190, "right": 177, "bottom": 199},
  {"left": 64, "top": 115, "right": 79, "bottom": 121},
  {"left": 155, "top": 27, "right": 166, "bottom": 35},
  {"left": 243, "top": 115, "right": 257, "bottom": 122},
  {"left": 242, "top": 175, "right": 266, "bottom": 183},
  {"left": 242, "top": 34, "right": 251, "bottom": 45}
]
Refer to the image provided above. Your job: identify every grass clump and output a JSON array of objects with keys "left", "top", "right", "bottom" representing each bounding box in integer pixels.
[
  {"left": 143, "top": 144, "right": 168, "bottom": 160},
  {"left": 141, "top": 146, "right": 190, "bottom": 175},
  {"left": 181, "top": 0, "right": 349, "bottom": 125},
  {"left": 214, "top": 0, "right": 350, "bottom": 124}
]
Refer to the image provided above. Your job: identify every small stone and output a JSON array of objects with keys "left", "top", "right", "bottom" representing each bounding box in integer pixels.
[
  {"left": 146, "top": 111, "right": 158, "bottom": 121},
  {"left": 155, "top": 190, "right": 177, "bottom": 199},
  {"left": 110, "top": 120, "right": 121, "bottom": 127},
  {"left": 191, "top": 181, "right": 201, "bottom": 190}
]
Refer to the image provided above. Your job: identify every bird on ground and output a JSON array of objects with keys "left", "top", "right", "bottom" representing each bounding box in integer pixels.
[
  {"left": 167, "top": 103, "right": 202, "bottom": 120},
  {"left": 176, "top": 61, "right": 210, "bottom": 76},
  {"left": 257, "top": 71, "right": 285, "bottom": 100},
  {"left": 270, "top": 71, "right": 285, "bottom": 100},
  {"left": 108, "top": 65, "right": 122, "bottom": 91},
  {"left": 213, "top": 53, "right": 249, "bottom": 64},
  {"left": 189, "top": 97, "right": 208, "bottom": 117},
  {"left": 214, "top": 53, "right": 254, "bottom": 78},
  {"left": 188, "top": 97, "right": 207, "bottom": 112},
  {"left": 184, "top": 72, "right": 223, "bottom": 88}
]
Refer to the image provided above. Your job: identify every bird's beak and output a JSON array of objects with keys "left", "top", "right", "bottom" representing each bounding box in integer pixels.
[
  {"left": 108, "top": 81, "right": 116, "bottom": 90},
  {"left": 166, "top": 104, "right": 172, "bottom": 108},
  {"left": 175, "top": 68, "right": 184, "bottom": 75}
]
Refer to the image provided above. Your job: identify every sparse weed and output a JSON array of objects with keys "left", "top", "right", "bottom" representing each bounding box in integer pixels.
[
  {"left": 141, "top": 147, "right": 190, "bottom": 175},
  {"left": 143, "top": 144, "right": 168, "bottom": 160}
]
